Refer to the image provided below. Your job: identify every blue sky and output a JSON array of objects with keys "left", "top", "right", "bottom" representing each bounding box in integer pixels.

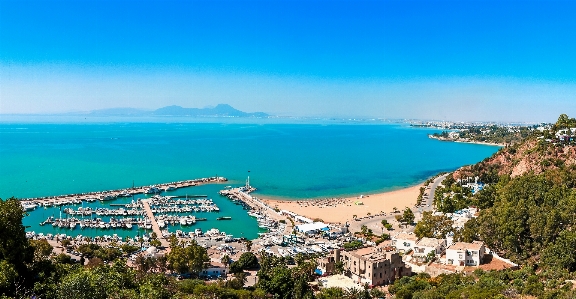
[{"left": 1, "top": 0, "right": 576, "bottom": 122}]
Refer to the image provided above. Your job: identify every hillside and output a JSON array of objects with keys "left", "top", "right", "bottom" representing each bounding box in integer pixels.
[
  {"left": 434, "top": 114, "right": 576, "bottom": 269},
  {"left": 454, "top": 138, "right": 576, "bottom": 182}
]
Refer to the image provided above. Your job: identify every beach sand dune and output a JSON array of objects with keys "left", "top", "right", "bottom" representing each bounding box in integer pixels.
[{"left": 262, "top": 184, "right": 421, "bottom": 224}]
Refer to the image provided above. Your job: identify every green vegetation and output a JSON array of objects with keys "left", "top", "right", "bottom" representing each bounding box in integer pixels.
[
  {"left": 229, "top": 252, "right": 259, "bottom": 273},
  {"left": 389, "top": 269, "right": 576, "bottom": 299},
  {"left": 433, "top": 175, "right": 474, "bottom": 213},
  {"left": 165, "top": 236, "right": 209, "bottom": 275},
  {"left": 395, "top": 207, "right": 415, "bottom": 227},
  {"left": 432, "top": 124, "right": 537, "bottom": 145},
  {"left": 343, "top": 240, "right": 363, "bottom": 250},
  {"left": 458, "top": 170, "right": 576, "bottom": 264},
  {"left": 414, "top": 211, "right": 453, "bottom": 239}
]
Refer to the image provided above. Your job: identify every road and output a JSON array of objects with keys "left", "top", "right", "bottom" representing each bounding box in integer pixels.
[{"left": 422, "top": 173, "right": 448, "bottom": 212}]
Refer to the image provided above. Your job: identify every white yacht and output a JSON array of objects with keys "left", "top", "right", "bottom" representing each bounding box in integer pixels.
[
  {"left": 117, "top": 190, "right": 132, "bottom": 197},
  {"left": 21, "top": 202, "right": 38, "bottom": 211},
  {"left": 144, "top": 186, "right": 161, "bottom": 194}
]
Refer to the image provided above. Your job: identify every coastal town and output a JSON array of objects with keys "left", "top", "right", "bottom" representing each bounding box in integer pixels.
[
  {"left": 19, "top": 171, "right": 519, "bottom": 294},
  {"left": 2, "top": 115, "right": 576, "bottom": 298}
]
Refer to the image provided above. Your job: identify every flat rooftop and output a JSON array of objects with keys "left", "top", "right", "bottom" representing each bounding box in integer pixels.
[{"left": 416, "top": 237, "right": 445, "bottom": 248}]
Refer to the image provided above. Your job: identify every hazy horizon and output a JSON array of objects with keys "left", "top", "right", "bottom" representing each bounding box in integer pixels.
[{"left": 2, "top": 0, "right": 576, "bottom": 123}]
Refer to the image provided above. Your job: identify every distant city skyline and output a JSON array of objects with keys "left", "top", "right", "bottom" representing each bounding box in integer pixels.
[{"left": 1, "top": 0, "right": 576, "bottom": 123}]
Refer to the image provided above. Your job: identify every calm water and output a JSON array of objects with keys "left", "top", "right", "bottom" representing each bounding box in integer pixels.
[
  {"left": 0, "top": 121, "right": 499, "bottom": 238},
  {"left": 21, "top": 183, "right": 266, "bottom": 240}
]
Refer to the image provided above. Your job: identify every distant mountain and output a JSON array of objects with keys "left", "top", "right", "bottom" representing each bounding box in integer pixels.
[
  {"left": 152, "top": 104, "right": 268, "bottom": 117},
  {"left": 83, "top": 104, "right": 268, "bottom": 117}
]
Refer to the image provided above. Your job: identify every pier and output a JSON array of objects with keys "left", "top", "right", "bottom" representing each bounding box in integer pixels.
[{"left": 141, "top": 199, "right": 169, "bottom": 247}]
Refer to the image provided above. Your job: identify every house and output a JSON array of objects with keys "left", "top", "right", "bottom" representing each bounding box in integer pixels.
[
  {"left": 318, "top": 247, "right": 411, "bottom": 286},
  {"left": 392, "top": 232, "right": 418, "bottom": 253},
  {"left": 445, "top": 241, "right": 485, "bottom": 266},
  {"left": 200, "top": 262, "right": 227, "bottom": 278},
  {"left": 413, "top": 238, "right": 447, "bottom": 262}
]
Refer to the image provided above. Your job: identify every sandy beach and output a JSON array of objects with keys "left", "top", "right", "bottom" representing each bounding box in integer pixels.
[{"left": 262, "top": 184, "right": 422, "bottom": 224}]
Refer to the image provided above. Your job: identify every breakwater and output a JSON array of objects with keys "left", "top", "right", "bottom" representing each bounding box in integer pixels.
[{"left": 20, "top": 176, "right": 227, "bottom": 206}]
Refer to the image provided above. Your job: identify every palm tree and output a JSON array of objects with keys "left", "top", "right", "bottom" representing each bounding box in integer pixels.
[{"left": 221, "top": 254, "right": 231, "bottom": 276}]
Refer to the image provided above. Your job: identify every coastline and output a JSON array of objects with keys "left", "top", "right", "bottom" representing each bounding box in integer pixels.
[
  {"left": 428, "top": 134, "right": 505, "bottom": 147},
  {"left": 261, "top": 184, "right": 423, "bottom": 224}
]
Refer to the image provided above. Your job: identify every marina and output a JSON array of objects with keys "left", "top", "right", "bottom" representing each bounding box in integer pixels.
[{"left": 22, "top": 181, "right": 267, "bottom": 240}]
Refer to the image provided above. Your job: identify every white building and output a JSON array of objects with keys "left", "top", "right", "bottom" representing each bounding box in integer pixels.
[
  {"left": 445, "top": 241, "right": 485, "bottom": 266},
  {"left": 413, "top": 238, "right": 447, "bottom": 262},
  {"left": 200, "top": 262, "right": 227, "bottom": 278},
  {"left": 296, "top": 222, "right": 329, "bottom": 235},
  {"left": 392, "top": 232, "right": 418, "bottom": 253}
]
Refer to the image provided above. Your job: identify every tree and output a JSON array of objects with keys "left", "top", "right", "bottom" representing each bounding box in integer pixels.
[
  {"left": 61, "top": 239, "right": 71, "bottom": 248},
  {"left": 360, "top": 225, "right": 368, "bottom": 236},
  {"left": 541, "top": 230, "right": 576, "bottom": 271},
  {"left": 30, "top": 239, "right": 53, "bottom": 261},
  {"left": 414, "top": 211, "right": 454, "bottom": 239},
  {"left": 149, "top": 239, "right": 162, "bottom": 248},
  {"left": 0, "top": 197, "right": 34, "bottom": 296},
  {"left": 245, "top": 240, "right": 253, "bottom": 252},
  {"left": 230, "top": 252, "right": 259, "bottom": 273},
  {"left": 381, "top": 219, "right": 390, "bottom": 233},
  {"left": 166, "top": 239, "right": 209, "bottom": 275},
  {"left": 220, "top": 255, "right": 231, "bottom": 277},
  {"left": 401, "top": 208, "right": 415, "bottom": 226},
  {"left": 56, "top": 269, "right": 107, "bottom": 299}
]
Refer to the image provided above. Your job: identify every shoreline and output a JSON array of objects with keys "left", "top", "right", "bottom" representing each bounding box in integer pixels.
[
  {"left": 428, "top": 135, "right": 505, "bottom": 147},
  {"left": 262, "top": 183, "right": 423, "bottom": 224}
]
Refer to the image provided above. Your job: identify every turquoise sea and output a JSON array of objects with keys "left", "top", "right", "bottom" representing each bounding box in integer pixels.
[{"left": 0, "top": 119, "right": 500, "bottom": 239}]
